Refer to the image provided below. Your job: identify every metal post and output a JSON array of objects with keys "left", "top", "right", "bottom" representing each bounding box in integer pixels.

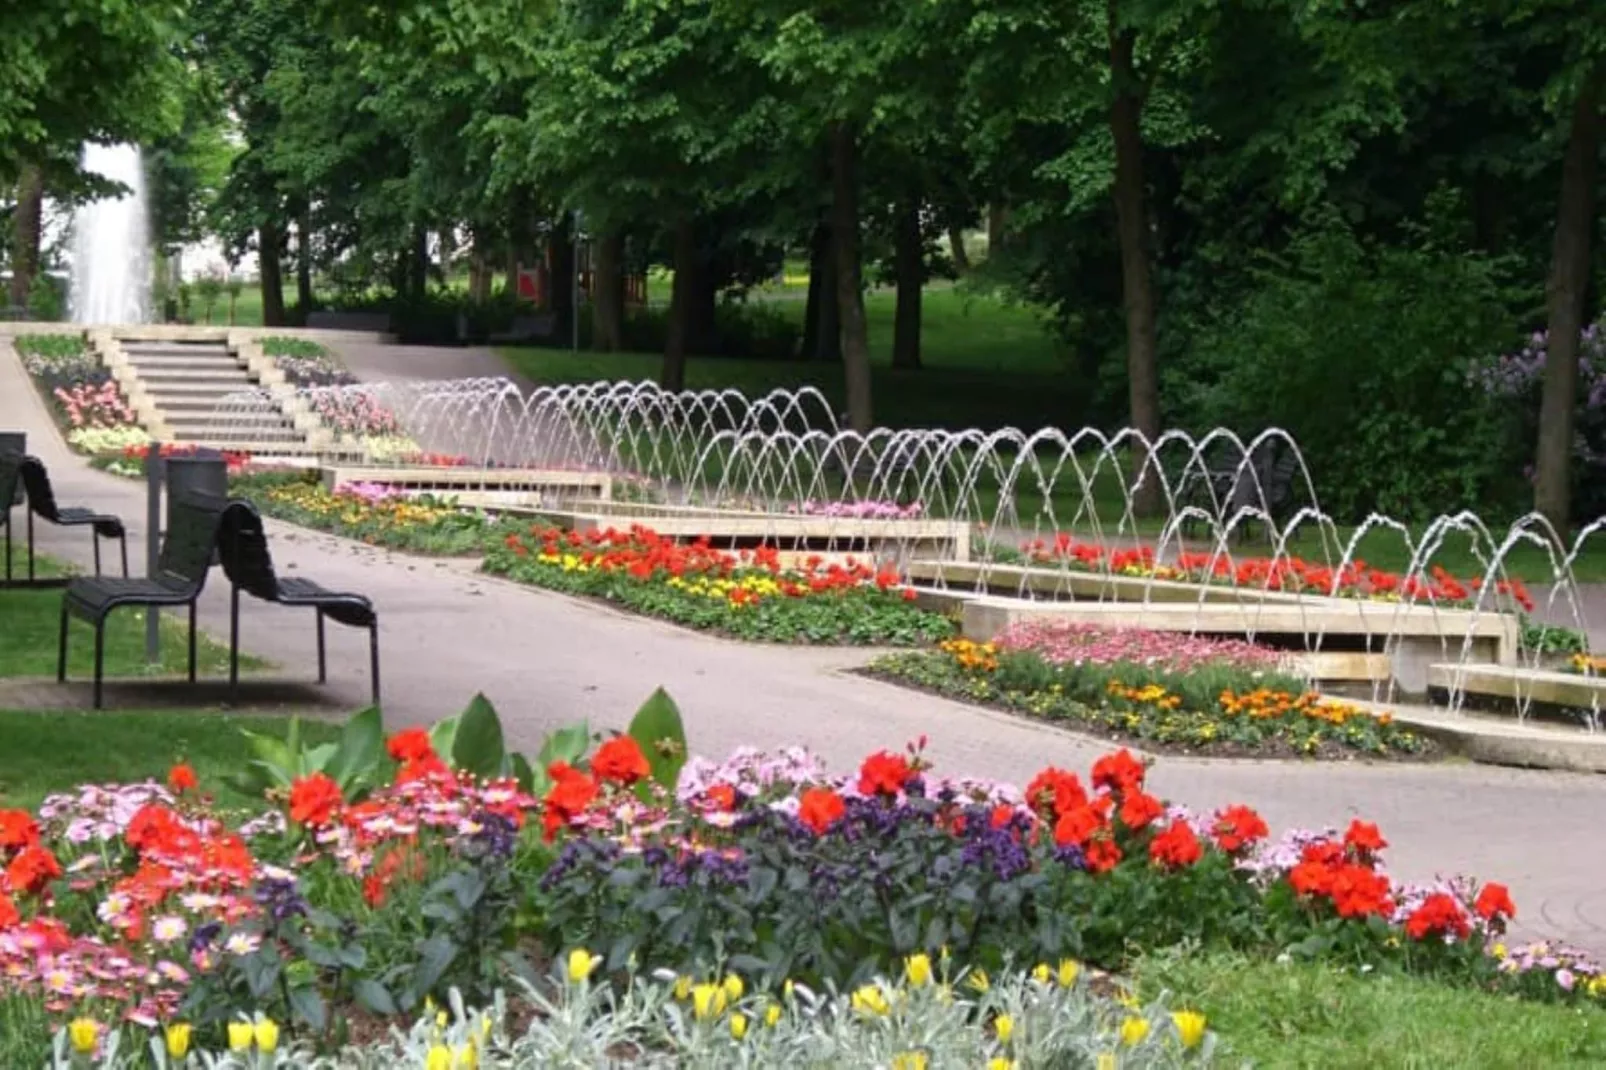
[
  {"left": 144, "top": 445, "right": 161, "bottom": 664},
  {"left": 572, "top": 210, "right": 583, "bottom": 352}
]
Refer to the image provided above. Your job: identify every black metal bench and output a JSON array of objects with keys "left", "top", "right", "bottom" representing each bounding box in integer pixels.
[
  {"left": 218, "top": 500, "right": 380, "bottom": 704},
  {"left": 58, "top": 487, "right": 225, "bottom": 709},
  {"left": 2, "top": 455, "right": 128, "bottom": 585},
  {"left": 1178, "top": 443, "right": 1302, "bottom": 542}
]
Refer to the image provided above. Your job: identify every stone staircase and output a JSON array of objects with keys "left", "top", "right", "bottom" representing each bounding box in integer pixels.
[{"left": 91, "top": 328, "right": 330, "bottom": 454}]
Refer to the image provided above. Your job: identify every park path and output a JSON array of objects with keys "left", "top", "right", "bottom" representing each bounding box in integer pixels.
[{"left": 4, "top": 339, "right": 1606, "bottom": 958}]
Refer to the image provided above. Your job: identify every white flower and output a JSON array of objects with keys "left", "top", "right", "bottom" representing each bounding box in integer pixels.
[
  {"left": 153, "top": 916, "right": 188, "bottom": 943},
  {"left": 224, "top": 932, "right": 262, "bottom": 956}
]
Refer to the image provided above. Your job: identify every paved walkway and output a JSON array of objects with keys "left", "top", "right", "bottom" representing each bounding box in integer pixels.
[{"left": 4, "top": 340, "right": 1605, "bottom": 956}]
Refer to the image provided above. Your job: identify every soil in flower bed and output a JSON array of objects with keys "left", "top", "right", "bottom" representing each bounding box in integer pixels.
[
  {"left": 864, "top": 624, "right": 1435, "bottom": 761},
  {"left": 484, "top": 523, "right": 954, "bottom": 645}
]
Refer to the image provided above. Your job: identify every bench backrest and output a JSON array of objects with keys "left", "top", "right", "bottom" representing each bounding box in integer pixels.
[
  {"left": 217, "top": 500, "right": 280, "bottom": 601},
  {"left": 157, "top": 488, "right": 227, "bottom": 592},
  {"left": 17, "top": 457, "right": 61, "bottom": 521},
  {"left": 0, "top": 449, "right": 20, "bottom": 518}
]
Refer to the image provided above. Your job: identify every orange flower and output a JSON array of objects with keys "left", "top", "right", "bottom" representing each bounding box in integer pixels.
[
  {"left": 1118, "top": 791, "right": 1165, "bottom": 831},
  {"left": 857, "top": 751, "right": 914, "bottom": 797},
  {"left": 0, "top": 892, "right": 18, "bottom": 929},
  {"left": 1474, "top": 882, "right": 1516, "bottom": 922},
  {"left": 124, "top": 804, "right": 185, "bottom": 855},
  {"left": 288, "top": 773, "right": 343, "bottom": 827},
  {"left": 1329, "top": 864, "right": 1392, "bottom": 919},
  {"left": 1025, "top": 768, "right": 1086, "bottom": 817},
  {"left": 1148, "top": 820, "right": 1202, "bottom": 869},
  {"left": 592, "top": 736, "right": 652, "bottom": 786},
  {"left": 6, "top": 845, "right": 62, "bottom": 895},
  {"left": 386, "top": 727, "right": 435, "bottom": 763},
  {"left": 542, "top": 762, "right": 599, "bottom": 842},
  {"left": 396, "top": 752, "right": 452, "bottom": 786},
  {"left": 1210, "top": 805, "right": 1269, "bottom": 854},
  {"left": 798, "top": 787, "right": 846, "bottom": 835},
  {"left": 1084, "top": 837, "right": 1123, "bottom": 873},
  {"left": 1053, "top": 805, "right": 1105, "bottom": 848},
  {"left": 1090, "top": 749, "right": 1146, "bottom": 795},
  {"left": 1406, "top": 892, "right": 1470, "bottom": 941},
  {"left": 166, "top": 763, "right": 198, "bottom": 794},
  {"left": 0, "top": 809, "right": 40, "bottom": 851},
  {"left": 705, "top": 784, "right": 737, "bottom": 811}
]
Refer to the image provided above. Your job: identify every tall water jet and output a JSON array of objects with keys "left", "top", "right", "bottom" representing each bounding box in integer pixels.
[{"left": 69, "top": 143, "right": 151, "bottom": 325}]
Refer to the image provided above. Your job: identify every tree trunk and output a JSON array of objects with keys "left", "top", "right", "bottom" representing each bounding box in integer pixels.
[
  {"left": 593, "top": 229, "right": 626, "bottom": 352},
  {"left": 802, "top": 220, "right": 840, "bottom": 361},
  {"left": 662, "top": 217, "right": 699, "bottom": 391},
  {"left": 947, "top": 224, "right": 970, "bottom": 275},
  {"left": 409, "top": 226, "right": 428, "bottom": 301},
  {"left": 8, "top": 162, "right": 44, "bottom": 309},
  {"left": 296, "top": 207, "right": 314, "bottom": 314},
  {"left": 1534, "top": 67, "right": 1604, "bottom": 534},
  {"left": 468, "top": 231, "right": 492, "bottom": 304},
  {"left": 892, "top": 198, "right": 923, "bottom": 370},
  {"left": 259, "top": 222, "right": 286, "bottom": 327},
  {"left": 548, "top": 216, "right": 575, "bottom": 338},
  {"left": 831, "top": 123, "right": 873, "bottom": 432},
  {"left": 1109, "top": 23, "right": 1162, "bottom": 515},
  {"left": 986, "top": 203, "right": 1007, "bottom": 258}
]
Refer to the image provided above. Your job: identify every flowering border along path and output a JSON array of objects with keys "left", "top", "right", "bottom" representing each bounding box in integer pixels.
[
  {"left": 0, "top": 690, "right": 1598, "bottom": 1067},
  {"left": 483, "top": 523, "right": 955, "bottom": 645},
  {"left": 867, "top": 622, "right": 1433, "bottom": 760}
]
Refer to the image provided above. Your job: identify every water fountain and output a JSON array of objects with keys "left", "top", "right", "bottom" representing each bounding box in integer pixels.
[{"left": 69, "top": 143, "right": 151, "bottom": 325}]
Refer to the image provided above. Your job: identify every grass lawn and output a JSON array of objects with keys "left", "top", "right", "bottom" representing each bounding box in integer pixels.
[
  {"left": 1135, "top": 950, "right": 1606, "bottom": 1068},
  {"left": 0, "top": 708, "right": 340, "bottom": 811}
]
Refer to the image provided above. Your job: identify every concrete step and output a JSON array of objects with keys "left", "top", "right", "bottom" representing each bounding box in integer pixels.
[
  {"left": 125, "top": 355, "right": 244, "bottom": 371},
  {"left": 172, "top": 430, "right": 308, "bottom": 445},
  {"left": 152, "top": 396, "right": 274, "bottom": 411},
  {"left": 1428, "top": 662, "right": 1605, "bottom": 708},
  {"left": 121, "top": 342, "right": 234, "bottom": 356},
  {"left": 137, "top": 370, "right": 255, "bottom": 385},
  {"left": 144, "top": 381, "right": 266, "bottom": 396},
  {"left": 162, "top": 412, "right": 295, "bottom": 427}
]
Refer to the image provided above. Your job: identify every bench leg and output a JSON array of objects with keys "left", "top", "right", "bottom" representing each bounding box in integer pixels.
[
  {"left": 57, "top": 600, "right": 69, "bottom": 682},
  {"left": 188, "top": 603, "right": 198, "bottom": 683},
  {"left": 92, "top": 530, "right": 102, "bottom": 576},
  {"left": 25, "top": 507, "right": 33, "bottom": 583},
  {"left": 93, "top": 619, "right": 105, "bottom": 710},
  {"left": 118, "top": 534, "right": 128, "bottom": 578},
  {"left": 229, "top": 585, "right": 240, "bottom": 696},
  {"left": 4, "top": 514, "right": 10, "bottom": 583},
  {"left": 368, "top": 621, "right": 381, "bottom": 706},
  {"left": 316, "top": 611, "right": 327, "bottom": 684}
]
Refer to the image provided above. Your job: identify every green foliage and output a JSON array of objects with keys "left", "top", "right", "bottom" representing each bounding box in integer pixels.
[
  {"left": 1168, "top": 199, "right": 1531, "bottom": 520},
  {"left": 228, "top": 707, "right": 387, "bottom": 800},
  {"left": 626, "top": 687, "right": 689, "bottom": 791}
]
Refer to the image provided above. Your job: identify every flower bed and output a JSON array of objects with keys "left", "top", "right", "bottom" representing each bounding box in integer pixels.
[
  {"left": 260, "top": 337, "right": 358, "bottom": 389},
  {"left": 92, "top": 444, "right": 253, "bottom": 481},
  {"left": 792, "top": 499, "right": 926, "bottom": 520},
  {"left": 231, "top": 469, "right": 515, "bottom": 555},
  {"left": 868, "top": 623, "right": 1431, "bottom": 758},
  {"left": 0, "top": 693, "right": 1597, "bottom": 1065},
  {"left": 484, "top": 523, "right": 954, "bottom": 645},
  {"left": 15, "top": 334, "right": 148, "bottom": 456},
  {"left": 1018, "top": 535, "right": 1537, "bottom": 612}
]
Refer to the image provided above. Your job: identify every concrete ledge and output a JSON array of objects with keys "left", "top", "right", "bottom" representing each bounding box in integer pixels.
[
  {"left": 1428, "top": 663, "right": 1605, "bottom": 708},
  {"left": 321, "top": 465, "right": 614, "bottom": 499},
  {"left": 1352, "top": 699, "right": 1606, "bottom": 774},
  {"left": 909, "top": 559, "right": 1309, "bottom": 606}
]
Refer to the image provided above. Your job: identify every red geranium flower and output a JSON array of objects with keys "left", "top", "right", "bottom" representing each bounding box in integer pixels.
[
  {"left": 798, "top": 787, "right": 846, "bottom": 835},
  {"left": 593, "top": 736, "right": 652, "bottom": 786},
  {"left": 1053, "top": 804, "right": 1105, "bottom": 848},
  {"left": 1329, "top": 864, "right": 1393, "bottom": 919},
  {"left": 1211, "top": 805, "right": 1269, "bottom": 854},
  {"left": 1118, "top": 791, "right": 1165, "bottom": 831},
  {"left": 166, "top": 763, "right": 198, "bottom": 794},
  {"left": 1406, "top": 892, "right": 1471, "bottom": 941},
  {"left": 0, "top": 809, "right": 40, "bottom": 851},
  {"left": 1288, "top": 859, "right": 1335, "bottom": 898},
  {"left": 541, "top": 762, "right": 599, "bottom": 842},
  {"left": 288, "top": 773, "right": 343, "bottom": 827},
  {"left": 857, "top": 751, "right": 915, "bottom": 797},
  {"left": 1025, "top": 767, "right": 1087, "bottom": 817},
  {"left": 706, "top": 784, "right": 737, "bottom": 811},
  {"left": 386, "top": 727, "right": 436, "bottom": 764},
  {"left": 1091, "top": 749, "right": 1146, "bottom": 795},
  {"left": 396, "top": 752, "right": 453, "bottom": 786},
  {"left": 6, "top": 845, "right": 61, "bottom": 896},
  {"left": 125, "top": 804, "right": 185, "bottom": 855},
  {"left": 1343, "top": 819, "right": 1387, "bottom": 856},
  {"left": 1474, "top": 882, "right": 1516, "bottom": 922},
  {"left": 1084, "top": 837, "right": 1123, "bottom": 873},
  {"left": 1149, "top": 820, "right": 1202, "bottom": 869},
  {"left": 0, "top": 892, "right": 18, "bottom": 929}
]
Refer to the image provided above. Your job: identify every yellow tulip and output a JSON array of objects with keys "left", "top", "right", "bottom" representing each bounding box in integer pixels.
[
  {"left": 1032, "top": 962, "right": 1051, "bottom": 984},
  {"left": 253, "top": 1018, "right": 279, "bottom": 1053},
  {"left": 164, "top": 1022, "right": 192, "bottom": 1059},
  {"left": 729, "top": 1012, "right": 748, "bottom": 1040},
  {"left": 1120, "top": 1017, "right": 1150, "bottom": 1047},
  {"left": 783, "top": 978, "right": 795, "bottom": 1000},
  {"left": 850, "top": 983, "right": 891, "bottom": 1016},
  {"left": 567, "top": 948, "right": 600, "bottom": 984},
  {"left": 764, "top": 1003, "right": 782, "bottom": 1027},
  {"left": 454, "top": 1042, "right": 478, "bottom": 1069},
  {"left": 967, "top": 969, "right": 990, "bottom": 993},
  {"left": 1096, "top": 1054, "right": 1118, "bottom": 1070},
  {"left": 994, "top": 1013, "right": 1015, "bottom": 1044},
  {"left": 891, "top": 1053, "right": 929, "bottom": 1070},
  {"left": 1172, "top": 1010, "right": 1207, "bottom": 1050},
  {"left": 722, "top": 973, "right": 744, "bottom": 1002},
  {"left": 68, "top": 1018, "right": 98, "bottom": 1054},
  {"left": 228, "top": 1021, "right": 254, "bottom": 1051},
  {"left": 691, "top": 982, "right": 726, "bottom": 1020},
  {"left": 988, "top": 1060, "right": 1016, "bottom": 1070},
  {"left": 1057, "top": 958, "right": 1081, "bottom": 987},
  {"left": 673, "top": 976, "right": 692, "bottom": 1000},
  {"left": 425, "top": 1045, "right": 452, "bottom": 1070},
  {"left": 905, "top": 952, "right": 933, "bottom": 987}
]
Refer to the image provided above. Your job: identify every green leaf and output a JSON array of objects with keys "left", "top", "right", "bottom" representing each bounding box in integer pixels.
[
  {"left": 239, "top": 729, "right": 294, "bottom": 786},
  {"left": 626, "top": 687, "right": 688, "bottom": 791},
  {"left": 353, "top": 978, "right": 397, "bottom": 1017},
  {"left": 537, "top": 722, "right": 590, "bottom": 770},
  {"left": 509, "top": 752, "right": 536, "bottom": 794},
  {"left": 289, "top": 984, "right": 328, "bottom": 1031},
  {"left": 328, "top": 706, "right": 385, "bottom": 791},
  {"left": 429, "top": 716, "right": 459, "bottom": 763},
  {"left": 450, "top": 693, "right": 506, "bottom": 777}
]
